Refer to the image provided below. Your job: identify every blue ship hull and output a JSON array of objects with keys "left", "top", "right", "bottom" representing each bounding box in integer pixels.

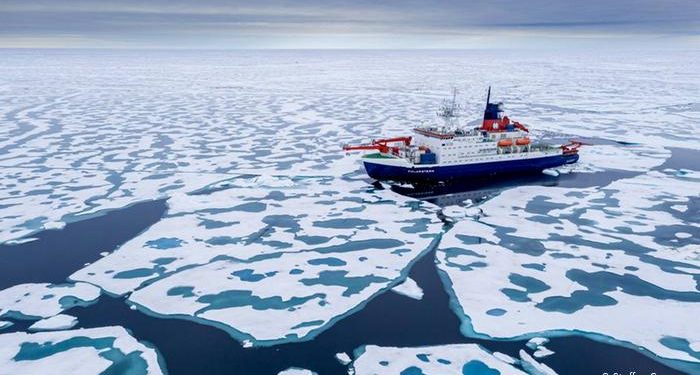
[{"left": 364, "top": 153, "right": 579, "bottom": 182}]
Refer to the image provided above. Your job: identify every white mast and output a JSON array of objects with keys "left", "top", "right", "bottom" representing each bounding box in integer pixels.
[{"left": 436, "top": 87, "right": 461, "bottom": 130}]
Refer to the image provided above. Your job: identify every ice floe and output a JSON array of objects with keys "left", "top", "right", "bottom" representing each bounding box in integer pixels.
[
  {"left": 527, "top": 337, "right": 555, "bottom": 359},
  {"left": 519, "top": 350, "right": 557, "bottom": 375},
  {"left": 42, "top": 221, "right": 66, "bottom": 230},
  {"left": 0, "top": 50, "right": 687, "bottom": 244},
  {"left": 4, "top": 237, "right": 38, "bottom": 246},
  {"left": 1, "top": 49, "right": 696, "bottom": 249},
  {"left": 0, "top": 326, "right": 165, "bottom": 374},
  {"left": 572, "top": 144, "right": 670, "bottom": 174},
  {"left": 542, "top": 169, "right": 559, "bottom": 177},
  {"left": 278, "top": 367, "right": 317, "bottom": 375},
  {"left": 391, "top": 277, "right": 424, "bottom": 300},
  {"left": 28, "top": 314, "right": 78, "bottom": 331},
  {"left": 526, "top": 337, "right": 549, "bottom": 349},
  {"left": 71, "top": 176, "right": 442, "bottom": 345},
  {"left": 0, "top": 166, "right": 115, "bottom": 243},
  {"left": 691, "top": 342, "right": 700, "bottom": 353},
  {"left": 436, "top": 169, "right": 700, "bottom": 371},
  {"left": 676, "top": 232, "right": 692, "bottom": 239},
  {"left": 335, "top": 352, "right": 352, "bottom": 365},
  {"left": 0, "top": 52, "right": 430, "bottom": 244},
  {"left": 2, "top": 49, "right": 699, "bottom": 372},
  {"left": 441, "top": 205, "right": 484, "bottom": 222},
  {"left": 0, "top": 283, "right": 100, "bottom": 320},
  {"left": 533, "top": 346, "right": 555, "bottom": 359},
  {"left": 352, "top": 344, "right": 526, "bottom": 374},
  {"left": 492, "top": 352, "right": 517, "bottom": 365}
]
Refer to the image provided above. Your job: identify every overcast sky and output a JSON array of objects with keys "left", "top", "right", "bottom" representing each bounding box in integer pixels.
[{"left": 1, "top": 0, "right": 698, "bottom": 48}]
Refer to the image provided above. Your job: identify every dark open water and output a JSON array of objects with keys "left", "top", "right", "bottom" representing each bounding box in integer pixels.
[{"left": 0, "top": 170, "right": 689, "bottom": 375}]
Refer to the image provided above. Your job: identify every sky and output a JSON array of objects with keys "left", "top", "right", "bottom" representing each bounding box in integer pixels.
[{"left": 0, "top": 0, "right": 698, "bottom": 49}]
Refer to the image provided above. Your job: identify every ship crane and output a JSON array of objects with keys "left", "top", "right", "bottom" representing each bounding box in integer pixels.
[
  {"left": 342, "top": 87, "right": 584, "bottom": 182},
  {"left": 343, "top": 136, "right": 412, "bottom": 154},
  {"left": 561, "top": 140, "right": 588, "bottom": 154},
  {"left": 512, "top": 121, "right": 529, "bottom": 133}
]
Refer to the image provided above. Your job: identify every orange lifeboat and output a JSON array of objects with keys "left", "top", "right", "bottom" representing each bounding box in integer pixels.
[
  {"left": 497, "top": 139, "right": 513, "bottom": 147},
  {"left": 516, "top": 137, "right": 531, "bottom": 146}
]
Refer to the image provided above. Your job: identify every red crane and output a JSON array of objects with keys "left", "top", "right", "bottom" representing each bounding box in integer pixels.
[
  {"left": 343, "top": 136, "right": 412, "bottom": 154},
  {"left": 561, "top": 140, "right": 588, "bottom": 154}
]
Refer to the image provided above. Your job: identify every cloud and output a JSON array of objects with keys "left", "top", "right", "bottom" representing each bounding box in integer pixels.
[{"left": 0, "top": 0, "right": 697, "bottom": 48}]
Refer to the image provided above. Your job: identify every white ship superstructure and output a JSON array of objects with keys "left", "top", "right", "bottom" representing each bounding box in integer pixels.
[{"left": 344, "top": 88, "right": 582, "bottom": 182}]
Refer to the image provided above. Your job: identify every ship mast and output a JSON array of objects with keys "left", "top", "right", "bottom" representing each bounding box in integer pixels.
[
  {"left": 483, "top": 86, "right": 491, "bottom": 125},
  {"left": 437, "top": 87, "right": 461, "bottom": 129}
]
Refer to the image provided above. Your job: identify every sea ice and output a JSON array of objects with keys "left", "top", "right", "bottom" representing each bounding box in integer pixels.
[
  {"left": 690, "top": 341, "right": 700, "bottom": 353},
  {"left": 436, "top": 169, "right": 700, "bottom": 371},
  {"left": 542, "top": 169, "right": 559, "bottom": 177},
  {"left": 71, "top": 176, "right": 442, "bottom": 344},
  {"left": 42, "top": 221, "right": 66, "bottom": 230},
  {"left": 526, "top": 337, "right": 549, "bottom": 350},
  {"left": 391, "top": 277, "right": 424, "bottom": 300},
  {"left": 533, "top": 346, "right": 555, "bottom": 359},
  {"left": 2, "top": 49, "right": 698, "bottom": 373},
  {"left": 335, "top": 352, "right": 352, "bottom": 365},
  {"left": 277, "top": 368, "right": 317, "bottom": 375},
  {"left": 492, "top": 352, "right": 517, "bottom": 365},
  {"left": 352, "top": 344, "right": 526, "bottom": 374},
  {"left": 0, "top": 166, "right": 114, "bottom": 243},
  {"left": 526, "top": 337, "right": 555, "bottom": 359},
  {"left": 0, "top": 283, "right": 100, "bottom": 320},
  {"left": 4, "top": 237, "right": 38, "bottom": 245},
  {"left": 0, "top": 326, "right": 165, "bottom": 375},
  {"left": 519, "top": 350, "right": 557, "bottom": 375},
  {"left": 28, "top": 314, "right": 78, "bottom": 331},
  {"left": 573, "top": 144, "right": 670, "bottom": 174},
  {"left": 1, "top": 49, "right": 696, "bottom": 250},
  {"left": 441, "top": 205, "right": 483, "bottom": 222}
]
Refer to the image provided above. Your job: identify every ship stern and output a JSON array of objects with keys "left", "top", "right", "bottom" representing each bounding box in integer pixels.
[{"left": 361, "top": 154, "right": 411, "bottom": 181}]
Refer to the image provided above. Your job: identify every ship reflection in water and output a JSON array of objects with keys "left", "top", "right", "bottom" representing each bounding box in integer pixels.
[
  {"left": 389, "top": 172, "right": 560, "bottom": 208},
  {"left": 388, "top": 162, "right": 638, "bottom": 209}
]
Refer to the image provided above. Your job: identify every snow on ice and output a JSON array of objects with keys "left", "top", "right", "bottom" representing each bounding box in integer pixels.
[
  {"left": 352, "top": 344, "right": 526, "bottom": 374},
  {"left": 2, "top": 50, "right": 697, "bottom": 245},
  {"left": 278, "top": 368, "right": 317, "bottom": 375},
  {"left": 335, "top": 352, "right": 352, "bottom": 365},
  {"left": 391, "top": 276, "right": 424, "bottom": 300},
  {"left": 28, "top": 314, "right": 78, "bottom": 332},
  {"left": 71, "top": 176, "right": 442, "bottom": 344},
  {"left": 0, "top": 283, "right": 100, "bottom": 320},
  {"left": 0, "top": 326, "right": 165, "bottom": 375},
  {"left": 437, "top": 168, "right": 700, "bottom": 370},
  {"left": 1, "top": 50, "right": 698, "bottom": 371}
]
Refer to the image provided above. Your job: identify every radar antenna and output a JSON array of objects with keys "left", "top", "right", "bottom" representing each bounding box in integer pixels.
[{"left": 437, "top": 87, "right": 461, "bottom": 122}]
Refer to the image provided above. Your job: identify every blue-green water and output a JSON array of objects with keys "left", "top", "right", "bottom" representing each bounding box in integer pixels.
[{"left": 0, "top": 181, "right": 689, "bottom": 374}]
